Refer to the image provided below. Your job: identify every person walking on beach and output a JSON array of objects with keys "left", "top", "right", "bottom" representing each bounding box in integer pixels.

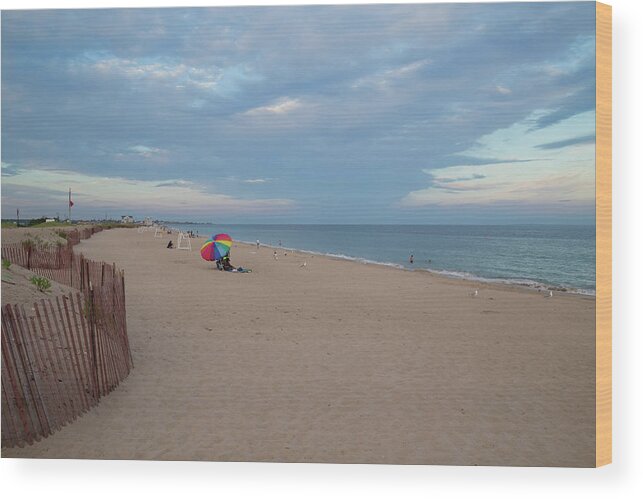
[
  {"left": 256, "top": 239, "right": 260, "bottom": 249},
  {"left": 409, "top": 254, "right": 414, "bottom": 264}
]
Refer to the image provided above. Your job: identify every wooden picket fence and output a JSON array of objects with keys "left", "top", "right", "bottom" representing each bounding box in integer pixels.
[{"left": 1, "top": 231, "right": 132, "bottom": 448}]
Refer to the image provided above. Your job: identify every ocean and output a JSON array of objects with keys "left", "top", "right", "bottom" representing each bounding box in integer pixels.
[{"left": 168, "top": 223, "right": 596, "bottom": 295}]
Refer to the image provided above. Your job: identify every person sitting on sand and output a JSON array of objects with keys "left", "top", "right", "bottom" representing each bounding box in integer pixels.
[
  {"left": 220, "top": 254, "right": 251, "bottom": 273},
  {"left": 222, "top": 255, "right": 236, "bottom": 271},
  {"left": 166, "top": 240, "right": 173, "bottom": 249}
]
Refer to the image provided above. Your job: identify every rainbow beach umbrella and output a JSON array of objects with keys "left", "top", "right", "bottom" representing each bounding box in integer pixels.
[{"left": 200, "top": 233, "right": 232, "bottom": 261}]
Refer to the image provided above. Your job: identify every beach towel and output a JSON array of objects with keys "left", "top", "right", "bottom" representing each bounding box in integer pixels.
[{"left": 226, "top": 267, "right": 252, "bottom": 273}]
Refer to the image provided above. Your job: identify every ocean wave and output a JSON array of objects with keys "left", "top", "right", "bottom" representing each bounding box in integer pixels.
[
  {"left": 237, "top": 240, "right": 405, "bottom": 269},
  {"left": 215, "top": 237, "right": 596, "bottom": 297},
  {"left": 422, "top": 268, "right": 596, "bottom": 296},
  {"left": 236, "top": 240, "right": 595, "bottom": 296}
]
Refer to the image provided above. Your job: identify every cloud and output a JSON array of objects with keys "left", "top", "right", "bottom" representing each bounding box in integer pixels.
[
  {"left": 1, "top": 3, "right": 597, "bottom": 223},
  {"left": 536, "top": 134, "right": 596, "bottom": 150},
  {"left": 425, "top": 171, "right": 487, "bottom": 189},
  {"left": 1, "top": 166, "right": 295, "bottom": 216},
  {"left": 351, "top": 58, "right": 431, "bottom": 89},
  {"left": 243, "top": 98, "right": 302, "bottom": 116},
  {"left": 129, "top": 145, "right": 167, "bottom": 157},
  {"left": 1, "top": 162, "right": 22, "bottom": 177},
  {"left": 438, "top": 157, "right": 539, "bottom": 168},
  {"left": 91, "top": 57, "right": 186, "bottom": 80},
  {"left": 527, "top": 37, "right": 596, "bottom": 131},
  {"left": 400, "top": 110, "right": 595, "bottom": 209},
  {"left": 71, "top": 53, "right": 262, "bottom": 98},
  {"left": 154, "top": 180, "right": 192, "bottom": 187},
  {"left": 243, "top": 178, "right": 271, "bottom": 184},
  {"left": 402, "top": 163, "right": 593, "bottom": 207},
  {"left": 530, "top": 83, "right": 595, "bottom": 131}
]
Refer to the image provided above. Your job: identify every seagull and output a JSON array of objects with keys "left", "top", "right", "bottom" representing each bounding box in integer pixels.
[
  {"left": 300, "top": 261, "right": 307, "bottom": 268},
  {"left": 545, "top": 290, "right": 553, "bottom": 298},
  {"left": 470, "top": 289, "right": 479, "bottom": 298}
]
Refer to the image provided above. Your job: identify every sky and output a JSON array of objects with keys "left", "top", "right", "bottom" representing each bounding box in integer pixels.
[{"left": 1, "top": 2, "right": 596, "bottom": 224}]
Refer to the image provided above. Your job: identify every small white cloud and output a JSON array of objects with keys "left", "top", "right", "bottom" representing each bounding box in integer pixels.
[
  {"left": 91, "top": 58, "right": 188, "bottom": 80},
  {"left": 128, "top": 145, "right": 167, "bottom": 158},
  {"left": 544, "top": 66, "right": 566, "bottom": 77},
  {"left": 155, "top": 180, "right": 193, "bottom": 187},
  {"left": 244, "top": 98, "right": 301, "bottom": 116},
  {"left": 351, "top": 59, "right": 431, "bottom": 89},
  {"left": 387, "top": 59, "right": 431, "bottom": 77},
  {"left": 243, "top": 178, "right": 271, "bottom": 184},
  {"left": 496, "top": 85, "right": 512, "bottom": 95}
]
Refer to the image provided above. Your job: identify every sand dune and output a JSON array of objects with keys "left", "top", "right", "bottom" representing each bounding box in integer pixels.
[{"left": 2, "top": 227, "right": 596, "bottom": 466}]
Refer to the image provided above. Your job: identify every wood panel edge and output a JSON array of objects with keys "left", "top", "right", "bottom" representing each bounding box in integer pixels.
[{"left": 595, "top": 0, "right": 612, "bottom": 468}]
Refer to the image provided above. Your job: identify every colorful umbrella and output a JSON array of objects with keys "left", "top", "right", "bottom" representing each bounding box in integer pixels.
[{"left": 200, "top": 233, "right": 233, "bottom": 261}]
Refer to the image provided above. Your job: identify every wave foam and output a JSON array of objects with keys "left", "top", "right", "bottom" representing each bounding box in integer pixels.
[
  {"left": 424, "top": 268, "right": 595, "bottom": 296},
  {"left": 236, "top": 239, "right": 595, "bottom": 296}
]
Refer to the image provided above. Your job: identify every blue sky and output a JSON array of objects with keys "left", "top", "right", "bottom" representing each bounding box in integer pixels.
[{"left": 1, "top": 2, "right": 596, "bottom": 224}]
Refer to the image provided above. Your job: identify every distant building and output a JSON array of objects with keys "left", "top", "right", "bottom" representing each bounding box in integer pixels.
[
  {"left": 121, "top": 215, "right": 135, "bottom": 224},
  {"left": 143, "top": 217, "right": 153, "bottom": 226},
  {"left": 45, "top": 218, "right": 56, "bottom": 223}
]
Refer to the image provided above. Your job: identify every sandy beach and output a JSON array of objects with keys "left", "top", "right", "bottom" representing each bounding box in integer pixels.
[{"left": 2, "top": 227, "right": 596, "bottom": 466}]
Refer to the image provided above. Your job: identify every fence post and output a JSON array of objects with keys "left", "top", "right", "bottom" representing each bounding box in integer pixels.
[
  {"left": 81, "top": 255, "right": 86, "bottom": 293},
  {"left": 88, "top": 283, "right": 101, "bottom": 400},
  {"left": 112, "top": 264, "right": 116, "bottom": 311},
  {"left": 69, "top": 246, "right": 74, "bottom": 288}
]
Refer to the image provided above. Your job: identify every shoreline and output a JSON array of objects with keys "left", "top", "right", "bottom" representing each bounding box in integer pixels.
[
  {"left": 0, "top": 225, "right": 596, "bottom": 297},
  {"left": 230, "top": 239, "right": 597, "bottom": 298},
  {"left": 168, "top": 224, "right": 595, "bottom": 297}
]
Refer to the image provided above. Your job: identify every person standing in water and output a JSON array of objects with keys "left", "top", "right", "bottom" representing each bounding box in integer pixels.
[{"left": 409, "top": 254, "right": 414, "bottom": 264}]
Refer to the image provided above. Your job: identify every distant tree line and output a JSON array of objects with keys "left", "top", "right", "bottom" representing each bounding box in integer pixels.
[{"left": 1, "top": 216, "right": 64, "bottom": 227}]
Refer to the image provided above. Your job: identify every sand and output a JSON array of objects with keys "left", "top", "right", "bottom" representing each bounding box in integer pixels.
[
  {"left": 1, "top": 264, "right": 78, "bottom": 317},
  {"left": 0, "top": 227, "right": 87, "bottom": 315},
  {"left": 1, "top": 227, "right": 596, "bottom": 466},
  {"left": 1, "top": 226, "right": 71, "bottom": 247}
]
